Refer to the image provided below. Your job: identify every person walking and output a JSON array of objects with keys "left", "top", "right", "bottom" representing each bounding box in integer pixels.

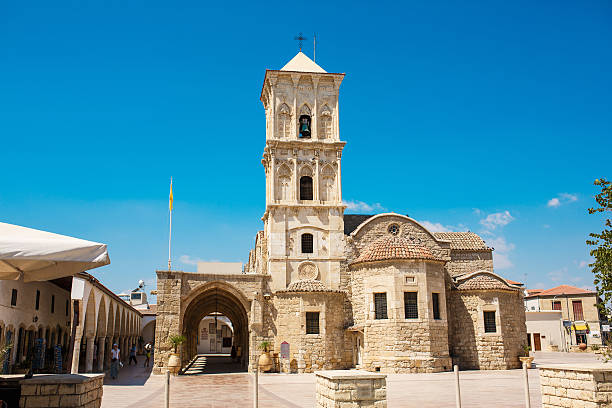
[
  {"left": 144, "top": 343, "right": 151, "bottom": 367},
  {"left": 110, "top": 344, "right": 120, "bottom": 379},
  {"left": 128, "top": 344, "right": 137, "bottom": 366}
]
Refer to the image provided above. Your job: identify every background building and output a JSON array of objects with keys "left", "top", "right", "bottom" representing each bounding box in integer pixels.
[{"left": 524, "top": 285, "right": 607, "bottom": 347}]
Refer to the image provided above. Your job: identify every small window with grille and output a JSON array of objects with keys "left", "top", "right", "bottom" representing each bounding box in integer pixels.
[
  {"left": 404, "top": 292, "right": 418, "bottom": 319},
  {"left": 484, "top": 311, "right": 497, "bottom": 333},
  {"left": 374, "top": 293, "right": 388, "bottom": 319},
  {"left": 301, "top": 233, "right": 314, "bottom": 253},
  {"left": 306, "top": 312, "right": 320, "bottom": 334},
  {"left": 11, "top": 289, "right": 17, "bottom": 307}
]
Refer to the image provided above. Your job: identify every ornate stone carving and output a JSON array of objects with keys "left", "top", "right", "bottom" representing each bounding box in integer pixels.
[{"left": 298, "top": 261, "right": 319, "bottom": 280}]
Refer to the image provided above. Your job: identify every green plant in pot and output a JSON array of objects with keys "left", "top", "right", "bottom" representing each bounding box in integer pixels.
[
  {"left": 519, "top": 345, "right": 534, "bottom": 367},
  {"left": 167, "top": 334, "right": 186, "bottom": 375},
  {"left": 258, "top": 341, "right": 273, "bottom": 372}
]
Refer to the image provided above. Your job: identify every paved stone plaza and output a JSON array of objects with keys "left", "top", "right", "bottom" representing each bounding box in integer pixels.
[{"left": 101, "top": 352, "right": 603, "bottom": 407}]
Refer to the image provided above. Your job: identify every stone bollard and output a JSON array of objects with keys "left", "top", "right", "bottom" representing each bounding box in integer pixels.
[{"left": 315, "top": 370, "right": 386, "bottom": 407}]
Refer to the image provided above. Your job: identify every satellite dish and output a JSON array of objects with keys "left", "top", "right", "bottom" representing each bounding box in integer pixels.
[{"left": 138, "top": 280, "right": 145, "bottom": 288}]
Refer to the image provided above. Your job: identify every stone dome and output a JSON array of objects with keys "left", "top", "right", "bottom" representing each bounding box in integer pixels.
[{"left": 351, "top": 236, "right": 438, "bottom": 265}]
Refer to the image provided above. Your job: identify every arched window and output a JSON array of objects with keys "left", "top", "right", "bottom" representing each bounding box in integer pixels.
[
  {"left": 301, "top": 233, "right": 314, "bottom": 253},
  {"left": 277, "top": 103, "right": 291, "bottom": 139},
  {"left": 300, "top": 176, "right": 313, "bottom": 200},
  {"left": 319, "top": 105, "right": 333, "bottom": 139}
]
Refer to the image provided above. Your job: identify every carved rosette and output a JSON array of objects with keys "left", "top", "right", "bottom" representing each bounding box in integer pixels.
[{"left": 297, "top": 262, "right": 319, "bottom": 280}]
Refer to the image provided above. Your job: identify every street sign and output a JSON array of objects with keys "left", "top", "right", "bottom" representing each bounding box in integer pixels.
[
  {"left": 603, "top": 325, "right": 610, "bottom": 332},
  {"left": 280, "top": 341, "right": 290, "bottom": 359}
]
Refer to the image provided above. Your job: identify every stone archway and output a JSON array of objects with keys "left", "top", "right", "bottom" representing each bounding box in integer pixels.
[{"left": 181, "top": 283, "right": 250, "bottom": 372}]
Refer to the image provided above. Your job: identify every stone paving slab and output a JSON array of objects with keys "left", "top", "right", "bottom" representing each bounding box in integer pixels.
[{"left": 101, "top": 352, "right": 602, "bottom": 407}]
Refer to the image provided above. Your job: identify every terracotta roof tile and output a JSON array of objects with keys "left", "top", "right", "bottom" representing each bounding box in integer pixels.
[
  {"left": 525, "top": 285, "right": 595, "bottom": 297},
  {"left": 351, "top": 236, "right": 440, "bottom": 266},
  {"left": 278, "top": 279, "right": 343, "bottom": 293},
  {"left": 454, "top": 272, "right": 519, "bottom": 291},
  {"left": 433, "top": 232, "right": 491, "bottom": 250}
]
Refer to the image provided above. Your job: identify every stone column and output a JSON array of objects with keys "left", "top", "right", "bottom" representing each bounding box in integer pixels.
[
  {"left": 270, "top": 153, "right": 275, "bottom": 203},
  {"left": 314, "top": 151, "right": 320, "bottom": 201},
  {"left": 336, "top": 151, "right": 342, "bottom": 202},
  {"left": 85, "top": 336, "right": 95, "bottom": 372},
  {"left": 70, "top": 329, "right": 82, "bottom": 374},
  {"left": 104, "top": 337, "right": 111, "bottom": 370},
  {"left": 312, "top": 76, "right": 319, "bottom": 140},
  {"left": 293, "top": 152, "right": 298, "bottom": 201},
  {"left": 96, "top": 337, "right": 105, "bottom": 372}
]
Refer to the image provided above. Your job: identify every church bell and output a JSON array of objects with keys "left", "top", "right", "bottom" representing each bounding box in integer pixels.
[{"left": 299, "top": 115, "right": 311, "bottom": 138}]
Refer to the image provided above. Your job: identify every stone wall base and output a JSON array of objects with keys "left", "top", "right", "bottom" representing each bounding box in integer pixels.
[
  {"left": 19, "top": 373, "right": 104, "bottom": 408},
  {"left": 316, "top": 370, "right": 386, "bottom": 408},
  {"left": 539, "top": 364, "right": 612, "bottom": 408}
]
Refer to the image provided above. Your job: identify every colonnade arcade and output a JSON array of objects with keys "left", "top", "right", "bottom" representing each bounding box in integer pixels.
[{"left": 71, "top": 275, "right": 142, "bottom": 373}]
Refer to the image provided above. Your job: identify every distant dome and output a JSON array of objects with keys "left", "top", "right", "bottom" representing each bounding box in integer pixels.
[{"left": 351, "top": 236, "right": 439, "bottom": 266}]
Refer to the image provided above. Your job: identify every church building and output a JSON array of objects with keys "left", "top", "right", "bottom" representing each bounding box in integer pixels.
[{"left": 153, "top": 52, "right": 527, "bottom": 374}]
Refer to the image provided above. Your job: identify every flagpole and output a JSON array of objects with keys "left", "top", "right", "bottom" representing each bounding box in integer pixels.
[{"left": 168, "top": 177, "right": 173, "bottom": 271}]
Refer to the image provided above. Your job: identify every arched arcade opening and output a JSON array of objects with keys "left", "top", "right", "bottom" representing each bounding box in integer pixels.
[{"left": 181, "top": 283, "right": 249, "bottom": 374}]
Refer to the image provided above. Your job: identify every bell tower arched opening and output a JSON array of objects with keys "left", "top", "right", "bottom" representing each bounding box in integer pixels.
[{"left": 180, "top": 285, "right": 249, "bottom": 374}]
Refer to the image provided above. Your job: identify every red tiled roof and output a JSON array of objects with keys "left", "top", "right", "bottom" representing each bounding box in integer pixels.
[
  {"left": 527, "top": 289, "right": 544, "bottom": 296},
  {"left": 525, "top": 285, "right": 596, "bottom": 298},
  {"left": 506, "top": 279, "right": 523, "bottom": 286},
  {"left": 454, "top": 271, "right": 520, "bottom": 292},
  {"left": 433, "top": 232, "right": 491, "bottom": 251},
  {"left": 351, "top": 236, "right": 440, "bottom": 266}
]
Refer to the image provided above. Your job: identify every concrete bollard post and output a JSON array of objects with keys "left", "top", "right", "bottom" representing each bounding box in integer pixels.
[
  {"left": 165, "top": 370, "right": 170, "bottom": 408},
  {"left": 454, "top": 365, "right": 461, "bottom": 408},
  {"left": 523, "top": 362, "right": 531, "bottom": 408},
  {"left": 253, "top": 358, "right": 259, "bottom": 408}
]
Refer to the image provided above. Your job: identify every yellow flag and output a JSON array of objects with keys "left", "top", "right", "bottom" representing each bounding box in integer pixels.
[{"left": 169, "top": 178, "right": 173, "bottom": 211}]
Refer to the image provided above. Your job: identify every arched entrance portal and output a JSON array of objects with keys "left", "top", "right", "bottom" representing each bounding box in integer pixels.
[{"left": 181, "top": 284, "right": 249, "bottom": 373}]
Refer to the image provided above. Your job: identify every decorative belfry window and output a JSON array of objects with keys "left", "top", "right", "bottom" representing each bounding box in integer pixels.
[
  {"left": 319, "top": 105, "right": 332, "bottom": 139},
  {"left": 300, "top": 175, "right": 313, "bottom": 200},
  {"left": 277, "top": 103, "right": 291, "bottom": 139},
  {"left": 298, "top": 105, "right": 311, "bottom": 138}
]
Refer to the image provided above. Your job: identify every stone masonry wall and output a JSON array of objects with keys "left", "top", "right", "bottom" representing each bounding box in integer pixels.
[
  {"left": 444, "top": 250, "right": 493, "bottom": 277},
  {"left": 273, "top": 291, "right": 351, "bottom": 373},
  {"left": 316, "top": 370, "right": 387, "bottom": 408},
  {"left": 350, "top": 261, "right": 451, "bottom": 373},
  {"left": 345, "top": 214, "right": 451, "bottom": 264},
  {"left": 448, "top": 290, "right": 525, "bottom": 370},
  {"left": 153, "top": 271, "right": 182, "bottom": 374},
  {"left": 539, "top": 365, "right": 612, "bottom": 407},
  {"left": 19, "top": 374, "right": 104, "bottom": 408}
]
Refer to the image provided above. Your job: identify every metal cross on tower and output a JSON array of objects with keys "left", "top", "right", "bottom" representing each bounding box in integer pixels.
[{"left": 294, "top": 32, "right": 307, "bottom": 51}]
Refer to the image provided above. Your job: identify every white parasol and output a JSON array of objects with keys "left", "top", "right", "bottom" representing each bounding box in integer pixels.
[{"left": 0, "top": 222, "right": 110, "bottom": 282}]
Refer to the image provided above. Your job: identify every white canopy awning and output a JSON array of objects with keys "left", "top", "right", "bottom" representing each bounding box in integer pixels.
[{"left": 0, "top": 222, "right": 110, "bottom": 282}]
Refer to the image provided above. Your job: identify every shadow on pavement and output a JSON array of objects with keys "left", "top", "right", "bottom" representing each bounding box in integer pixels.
[
  {"left": 181, "top": 354, "right": 247, "bottom": 375},
  {"left": 103, "top": 358, "right": 153, "bottom": 386}
]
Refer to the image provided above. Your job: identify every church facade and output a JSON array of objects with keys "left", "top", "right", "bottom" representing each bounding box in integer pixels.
[{"left": 153, "top": 52, "right": 527, "bottom": 374}]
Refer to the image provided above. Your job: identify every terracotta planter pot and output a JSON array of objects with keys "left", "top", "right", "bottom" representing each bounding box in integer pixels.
[
  {"left": 579, "top": 343, "right": 587, "bottom": 351},
  {"left": 168, "top": 352, "right": 181, "bottom": 375},
  {"left": 258, "top": 352, "right": 273, "bottom": 372},
  {"left": 519, "top": 356, "right": 534, "bottom": 368}
]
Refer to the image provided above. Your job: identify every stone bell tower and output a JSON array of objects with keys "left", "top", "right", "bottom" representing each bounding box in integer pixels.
[{"left": 260, "top": 52, "right": 346, "bottom": 291}]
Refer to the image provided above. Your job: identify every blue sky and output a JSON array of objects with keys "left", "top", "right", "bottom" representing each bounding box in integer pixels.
[{"left": 1, "top": 1, "right": 610, "bottom": 300}]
